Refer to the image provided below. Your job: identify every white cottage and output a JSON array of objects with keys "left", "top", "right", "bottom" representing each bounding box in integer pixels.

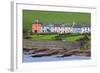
[
  {"left": 42, "top": 24, "right": 51, "bottom": 32},
  {"left": 64, "top": 25, "right": 72, "bottom": 33},
  {"left": 81, "top": 25, "right": 91, "bottom": 33},
  {"left": 54, "top": 24, "right": 61, "bottom": 33},
  {"left": 40, "top": 22, "right": 90, "bottom": 33},
  {"left": 49, "top": 24, "right": 55, "bottom": 32},
  {"left": 72, "top": 24, "right": 91, "bottom": 33}
]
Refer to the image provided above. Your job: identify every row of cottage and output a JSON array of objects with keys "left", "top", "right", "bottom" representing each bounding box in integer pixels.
[{"left": 32, "top": 20, "right": 91, "bottom": 33}]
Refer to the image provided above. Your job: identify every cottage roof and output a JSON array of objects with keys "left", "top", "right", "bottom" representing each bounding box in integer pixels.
[
  {"left": 32, "top": 21, "right": 91, "bottom": 28},
  {"left": 32, "top": 22, "right": 42, "bottom": 24},
  {"left": 54, "top": 24, "right": 61, "bottom": 27},
  {"left": 72, "top": 24, "right": 91, "bottom": 28},
  {"left": 42, "top": 24, "right": 52, "bottom": 27},
  {"left": 64, "top": 25, "right": 72, "bottom": 27}
]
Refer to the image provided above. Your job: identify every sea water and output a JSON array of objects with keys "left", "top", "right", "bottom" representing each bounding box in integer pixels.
[{"left": 23, "top": 54, "right": 90, "bottom": 63}]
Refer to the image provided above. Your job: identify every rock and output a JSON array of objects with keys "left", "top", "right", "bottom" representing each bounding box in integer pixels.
[
  {"left": 31, "top": 53, "right": 52, "bottom": 57},
  {"left": 23, "top": 47, "right": 91, "bottom": 57},
  {"left": 59, "top": 54, "right": 72, "bottom": 57}
]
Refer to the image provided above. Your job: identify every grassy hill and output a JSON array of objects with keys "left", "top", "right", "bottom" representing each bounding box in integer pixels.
[{"left": 23, "top": 10, "right": 91, "bottom": 31}]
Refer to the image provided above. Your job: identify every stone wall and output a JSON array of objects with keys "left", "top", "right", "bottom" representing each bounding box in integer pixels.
[{"left": 23, "top": 39, "right": 81, "bottom": 49}]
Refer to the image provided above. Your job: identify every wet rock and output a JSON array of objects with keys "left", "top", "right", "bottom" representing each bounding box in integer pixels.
[
  {"left": 23, "top": 47, "right": 91, "bottom": 57},
  {"left": 31, "top": 53, "right": 52, "bottom": 57}
]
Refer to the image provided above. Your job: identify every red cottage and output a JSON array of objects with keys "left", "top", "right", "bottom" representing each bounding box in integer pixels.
[{"left": 32, "top": 20, "right": 42, "bottom": 33}]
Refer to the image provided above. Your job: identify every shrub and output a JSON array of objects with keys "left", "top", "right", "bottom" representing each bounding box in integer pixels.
[
  {"left": 76, "top": 35, "right": 90, "bottom": 50},
  {"left": 54, "top": 34, "right": 62, "bottom": 40},
  {"left": 76, "top": 35, "right": 90, "bottom": 41},
  {"left": 24, "top": 36, "right": 32, "bottom": 39}
]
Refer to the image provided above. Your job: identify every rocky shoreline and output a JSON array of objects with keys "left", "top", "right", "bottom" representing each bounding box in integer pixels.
[{"left": 23, "top": 48, "right": 91, "bottom": 58}]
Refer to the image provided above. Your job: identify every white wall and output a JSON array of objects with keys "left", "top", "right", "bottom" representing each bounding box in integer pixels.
[{"left": 0, "top": 0, "right": 100, "bottom": 73}]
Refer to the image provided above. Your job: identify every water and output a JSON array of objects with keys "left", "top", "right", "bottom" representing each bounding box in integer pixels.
[{"left": 23, "top": 54, "right": 90, "bottom": 63}]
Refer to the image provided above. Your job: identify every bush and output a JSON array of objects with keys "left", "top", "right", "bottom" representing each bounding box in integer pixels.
[
  {"left": 81, "top": 33, "right": 91, "bottom": 36},
  {"left": 76, "top": 35, "right": 90, "bottom": 41},
  {"left": 76, "top": 35, "right": 91, "bottom": 50},
  {"left": 24, "top": 35, "right": 32, "bottom": 39},
  {"left": 32, "top": 32, "right": 57, "bottom": 35},
  {"left": 54, "top": 34, "right": 62, "bottom": 40}
]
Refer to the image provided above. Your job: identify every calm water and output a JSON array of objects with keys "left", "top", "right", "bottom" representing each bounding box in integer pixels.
[{"left": 23, "top": 54, "right": 90, "bottom": 63}]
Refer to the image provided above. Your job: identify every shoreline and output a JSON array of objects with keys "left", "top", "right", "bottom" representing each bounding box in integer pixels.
[{"left": 23, "top": 48, "right": 91, "bottom": 58}]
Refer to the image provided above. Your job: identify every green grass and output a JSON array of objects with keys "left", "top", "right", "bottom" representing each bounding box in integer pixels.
[
  {"left": 23, "top": 10, "right": 91, "bottom": 31},
  {"left": 31, "top": 34, "right": 90, "bottom": 41},
  {"left": 64, "top": 35, "right": 84, "bottom": 42},
  {"left": 31, "top": 34, "right": 57, "bottom": 41}
]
